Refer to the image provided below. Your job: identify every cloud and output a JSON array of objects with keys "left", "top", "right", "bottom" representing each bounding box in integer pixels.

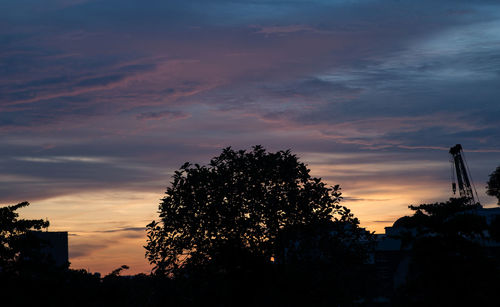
[
  {"left": 69, "top": 243, "right": 108, "bottom": 259},
  {"left": 99, "top": 227, "right": 146, "bottom": 233},
  {"left": 14, "top": 156, "right": 110, "bottom": 164},
  {"left": 100, "top": 227, "right": 146, "bottom": 239},
  {"left": 343, "top": 197, "right": 392, "bottom": 202},
  {"left": 252, "top": 24, "right": 324, "bottom": 35},
  {"left": 136, "top": 110, "right": 189, "bottom": 121},
  {"left": 372, "top": 220, "right": 397, "bottom": 224}
]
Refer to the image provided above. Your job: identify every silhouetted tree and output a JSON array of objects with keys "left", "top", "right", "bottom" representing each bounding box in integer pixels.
[
  {"left": 0, "top": 203, "right": 177, "bottom": 306},
  {"left": 144, "top": 146, "right": 374, "bottom": 306},
  {"left": 393, "top": 198, "right": 500, "bottom": 306},
  {"left": 145, "top": 146, "right": 363, "bottom": 277},
  {"left": 402, "top": 197, "right": 484, "bottom": 237},
  {"left": 106, "top": 264, "right": 130, "bottom": 278},
  {"left": 0, "top": 201, "right": 49, "bottom": 275},
  {"left": 487, "top": 165, "right": 500, "bottom": 205}
]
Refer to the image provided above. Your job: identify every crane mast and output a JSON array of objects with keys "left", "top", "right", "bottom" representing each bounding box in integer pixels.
[{"left": 449, "top": 144, "right": 478, "bottom": 204}]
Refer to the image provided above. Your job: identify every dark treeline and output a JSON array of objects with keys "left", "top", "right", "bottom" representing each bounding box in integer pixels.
[{"left": 1, "top": 147, "right": 500, "bottom": 306}]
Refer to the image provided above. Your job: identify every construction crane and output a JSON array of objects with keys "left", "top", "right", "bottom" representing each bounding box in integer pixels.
[{"left": 449, "top": 144, "right": 479, "bottom": 204}]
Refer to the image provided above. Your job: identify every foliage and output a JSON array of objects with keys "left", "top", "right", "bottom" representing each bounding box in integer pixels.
[
  {"left": 393, "top": 198, "right": 500, "bottom": 305},
  {"left": 487, "top": 165, "right": 500, "bottom": 205},
  {"left": 277, "top": 219, "right": 373, "bottom": 265},
  {"left": 145, "top": 146, "right": 362, "bottom": 276},
  {"left": 106, "top": 264, "right": 130, "bottom": 278},
  {"left": 0, "top": 201, "right": 49, "bottom": 274},
  {"left": 394, "top": 197, "right": 484, "bottom": 239}
]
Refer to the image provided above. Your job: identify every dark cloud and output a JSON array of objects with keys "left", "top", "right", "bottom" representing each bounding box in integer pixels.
[
  {"left": 98, "top": 227, "right": 146, "bottom": 239},
  {"left": 99, "top": 227, "right": 145, "bottom": 233},
  {"left": 136, "top": 110, "right": 189, "bottom": 121},
  {"left": 372, "top": 220, "right": 397, "bottom": 223},
  {"left": 69, "top": 243, "right": 108, "bottom": 259},
  {"left": 74, "top": 74, "right": 126, "bottom": 87},
  {"left": 343, "top": 197, "right": 392, "bottom": 202}
]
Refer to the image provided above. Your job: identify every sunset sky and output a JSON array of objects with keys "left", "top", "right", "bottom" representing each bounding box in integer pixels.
[{"left": 2, "top": 0, "right": 500, "bottom": 275}]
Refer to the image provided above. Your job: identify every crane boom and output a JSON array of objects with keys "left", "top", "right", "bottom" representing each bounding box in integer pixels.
[{"left": 449, "top": 144, "right": 478, "bottom": 204}]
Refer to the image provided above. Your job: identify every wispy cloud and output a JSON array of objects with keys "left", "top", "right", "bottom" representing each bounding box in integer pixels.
[
  {"left": 136, "top": 110, "right": 189, "bottom": 121},
  {"left": 252, "top": 24, "right": 325, "bottom": 35},
  {"left": 14, "top": 156, "right": 111, "bottom": 164}
]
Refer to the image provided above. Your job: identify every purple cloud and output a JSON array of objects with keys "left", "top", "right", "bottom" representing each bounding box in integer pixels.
[{"left": 136, "top": 110, "right": 189, "bottom": 121}]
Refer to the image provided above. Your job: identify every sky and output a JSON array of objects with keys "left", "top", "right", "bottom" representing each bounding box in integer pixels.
[{"left": 2, "top": 0, "right": 500, "bottom": 275}]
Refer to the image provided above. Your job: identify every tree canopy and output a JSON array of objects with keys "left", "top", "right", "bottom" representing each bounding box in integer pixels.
[
  {"left": 391, "top": 198, "right": 500, "bottom": 305},
  {"left": 0, "top": 201, "right": 49, "bottom": 274},
  {"left": 487, "top": 165, "right": 500, "bottom": 205},
  {"left": 145, "top": 146, "right": 363, "bottom": 276},
  {"left": 395, "top": 198, "right": 484, "bottom": 237}
]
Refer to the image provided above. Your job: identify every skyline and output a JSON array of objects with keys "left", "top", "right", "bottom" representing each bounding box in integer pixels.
[{"left": 2, "top": 0, "right": 500, "bottom": 274}]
